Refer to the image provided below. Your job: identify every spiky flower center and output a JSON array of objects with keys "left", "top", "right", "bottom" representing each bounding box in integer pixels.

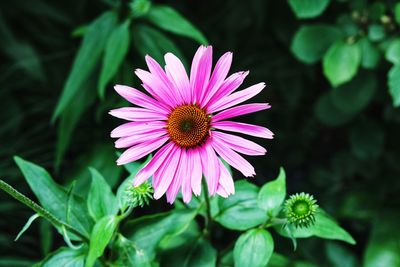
[
  {"left": 167, "top": 104, "right": 210, "bottom": 148},
  {"left": 284, "top": 192, "right": 318, "bottom": 228}
]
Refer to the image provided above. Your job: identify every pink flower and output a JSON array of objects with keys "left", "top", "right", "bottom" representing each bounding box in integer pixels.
[{"left": 110, "top": 46, "right": 273, "bottom": 203}]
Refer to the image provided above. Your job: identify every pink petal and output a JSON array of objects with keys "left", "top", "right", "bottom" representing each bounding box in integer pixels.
[
  {"left": 166, "top": 149, "right": 187, "bottom": 203},
  {"left": 109, "top": 107, "right": 167, "bottom": 121},
  {"left": 117, "top": 136, "right": 169, "bottom": 165},
  {"left": 212, "top": 103, "right": 271, "bottom": 122},
  {"left": 111, "top": 121, "right": 166, "bottom": 138},
  {"left": 211, "top": 137, "right": 255, "bottom": 177},
  {"left": 199, "top": 52, "right": 233, "bottom": 107},
  {"left": 115, "top": 128, "right": 167, "bottom": 148},
  {"left": 153, "top": 147, "right": 182, "bottom": 200},
  {"left": 114, "top": 85, "right": 170, "bottom": 113},
  {"left": 205, "top": 71, "right": 249, "bottom": 109},
  {"left": 134, "top": 142, "right": 175, "bottom": 186},
  {"left": 200, "top": 142, "right": 220, "bottom": 195},
  {"left": 212, "top": 121, "right": 274, "bottom": 139},
  {"left": 190, "top": 148, "right": 202, "bottom": 196},
  {"left": 208, "top": 82, "right": 265, "bottom": 113},
  {"left": 213, "top": 131, "right": 266, "bottom": 156},
  {"left": 181, "top": 150, "right": 193, "bottom": 203},
  {"left": 218, "top": 158, "right": 235, "bottom": 196},
  {"left": 217, "top": 186, "right": 229, "bottom": 198},
  {"left": 190, "top": 46, "right": 212, "bottom": 103},
  {"left": 164, "top": 53, "right": 190, "bottom": 103}
]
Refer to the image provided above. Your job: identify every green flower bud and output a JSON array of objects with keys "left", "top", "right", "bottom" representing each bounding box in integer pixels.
[
  {"left": 125, "top": 182, "right": 153, "bottom": 208},
  {"left": 284, "top": 192, "right": 318, "bottom": 228}
]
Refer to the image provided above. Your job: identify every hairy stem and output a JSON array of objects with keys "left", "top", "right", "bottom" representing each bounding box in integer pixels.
[{"left": 0, "top": 179, "right": 89, "bottom": 243}]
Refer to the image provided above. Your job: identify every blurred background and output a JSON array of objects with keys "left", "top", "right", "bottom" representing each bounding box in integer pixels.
[{"left": 1, "top": 0, "right": 400, "bottom": 266}]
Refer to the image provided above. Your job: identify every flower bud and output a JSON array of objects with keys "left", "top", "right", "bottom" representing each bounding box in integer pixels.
[{"left": 284, "top": 192, "right": 318, "bottom": 228}]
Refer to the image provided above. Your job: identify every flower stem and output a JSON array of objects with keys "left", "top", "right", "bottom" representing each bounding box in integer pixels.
[
  {"left": 202, "top": 179, "right": 212, "bottom": 237},
  {"left": 0, "top": 179, "right": 89, "bottom": 243}
]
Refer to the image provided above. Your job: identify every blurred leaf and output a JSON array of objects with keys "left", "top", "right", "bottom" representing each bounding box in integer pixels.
[
  {"left": 288, "top": 0, "right": 330, "bottom": 19},
  {"left": 53, "top": 11, "right": 117, "bottom": 120},
  {"left": 39, "top": 220, "right": 53, "bottom": 256},
  {"left": 98, "top": 20, "right": 131, "bottom": 98},
  {"left": 368, "top": 3, "right": 385, "bottom": 21},
  {"left": 86, "top": 215, "right": 119, "bottom": 267},
  {"left": 14, "top": 156, "right": 93, "bottom": 237},
  {"left": 36, "top": 247, "right": 86, "bottom": 267},
  {"left": 258, "top": 167, "right": 286, "bottom": 216},
  {"left": 359, "top": 38, "right": 381, "bottom": 69},
  {"left": 133, "top": 24, "right": 185, "bottom": 65},
  {"left": 124, "top": 209, "right": 197, "bottom": 260},
  {"left": 363, "top": 216, "right": 400, "bottom": 267},
  {"left": 15, "top": 213, "right": 40, "bottom": 241},
  {"left": 146, "top": 4, "right": 207, "bottom": 44},
  {"left": 291, "top": 24, "right": 341, "bottom": 64},
  {"left": 323, "top": 41, "right": 361, "bottom": 87},
  {"left": 331, "top": 73, "right": 377, "bottom": 115},
  {"left": 388, "top": 64, "right": 400, "bottom": 107},
  {"left": 385, "top": 38, "right": 400, "bottom": 64},
  {"left": 215, "top": 180, "right": 267, "bottom": 231},
  {"left": 350, "top": 120, "right": 384, "bottom": 160},
  {"left": 367, "top": 24, "right": 385, "bottom": 42},
  {"left": 326, "top": 242, "right": 358, "bottom": 267},
  {"left": 395, "top": 3, "right": 400, "bottom": 25},
  {"left": 0, "top": 258, "right": 35, "bottom": 267},
  {"left": 314, "top": 92, "right": 355, "bottom": 127},
  {"left": 233, "top": 229, "right": 274, "bottom": 267},
  {"left": 130, "top": 0, "right": 152, "bottom": 18},
  {"left": 275, "top": 210, "right": 355, "bottom": 244},
  {"left": 87, "top": 168, "right": 118, "bottom": 221},
  {"left": 113, "top": 235, "right": 151, "bottom": 267}
]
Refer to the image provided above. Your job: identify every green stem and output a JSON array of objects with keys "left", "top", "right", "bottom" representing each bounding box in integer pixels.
[
  {"left": 202, "top": 180, "right": 212, "bottom": 237},
  {"left": 0, "top": 179, "right": 89, "bottom": 243}
]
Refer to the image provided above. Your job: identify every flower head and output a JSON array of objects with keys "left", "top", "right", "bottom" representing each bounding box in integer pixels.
[
  {"left": 284, "top": 192, "right": 318, "bottom": 228},
  {"left": 125, "top": 182, "right": 153, "bottom": 208},
  {"left": 110, "top": 45, "right": 273, "bottom": 203}
]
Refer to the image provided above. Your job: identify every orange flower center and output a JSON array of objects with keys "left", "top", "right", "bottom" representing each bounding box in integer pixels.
[{"left": 167, "top": 104, "right": 210, "bottom": 148}]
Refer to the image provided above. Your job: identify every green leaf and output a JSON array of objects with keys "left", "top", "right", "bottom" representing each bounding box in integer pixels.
[
  {"left": 113, "top": 235, "right": 151, "bottom": 267},
  {"left": 133, "top": 24, "right": 185, "bottom": 65},
  {"left": 388, "top": 64, "right": 400, "bottom": 107},
  {"left": 368, "top": 24, "right": 386, "bottom": 42},
  {"left": 330, "top": 73, "right": 377, "bottom": 115},
  {"left": 39, "top": 247, "right": 86, "bottom": 267},
  {"left": 359, "top": 37, "right": 381, "bottom": 69},
  {"left": 233, "top": 229, "right": 274, "bottom": 267},
  {"left": 52, "top": 11, "right": 117, "bottom": 120},
  {"left": 326, "top": 242, "right": 358, "bottom": 267},
  {"left": 146, "top": 5, "right": 207, "bottom": 44},
  {"left": 385, "top": 38, "right": 400, "bottom": 64},
  {"left": 395, "top": 3, "right": 400, "bottom": 25},
  {"left": 86, "top": 215, "right": 119, "bottom": 267},
  {"left": 258, "top": 167, "right": 286, "bottom": 216},
  {"left": 15, "top": 213, "right": 40, "bottom": 241},
  {"left": 291, "top": 25, "right": 341, "bottom": 64},
  {"left": 215, "top": 180, "right": 267, "bottom": 231},
  {"left": 275, "top": 210, "right": 355, "bottom": 244},
  {"left": 323, "top": 41, "right": 361, "bottom": 87},
  {"left": 350, "top": 120, "right": 384, "bottom": 160},
  {"left": 363, "top": 217, "right": 400, "bottom": 267},
  {"left": 314, "top": 93, "right": 355, "bottom": 127},
  {"left": 14, "top": 157, "right": 93, "bottom": 237},
  {"left": 98, "top": 20, "right": 131, "bottom": 98},
  {"left": 288, "top": 0, "right": 330, "bottom": 19},
  {"left": 124, "top": 209, "right": 197, "bottom": 260},
  {"left": 130, "top": 0, "right": 152, "bottom": 18},
  {"left": 87, "top": 168, "right": 118, "bottom": 221}
]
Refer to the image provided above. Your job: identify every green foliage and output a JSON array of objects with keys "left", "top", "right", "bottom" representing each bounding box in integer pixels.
[
  {"left": 288, "top": 0, "right": 330, "bottom": 19},
  {"left": 258, "top": 167, "right": 286, "bottom": 216},
  {"left": 388, "top": 64, "right": 400, "bottom": 107}
]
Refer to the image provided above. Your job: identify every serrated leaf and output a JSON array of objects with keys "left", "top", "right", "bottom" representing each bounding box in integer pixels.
[
  {"left": 288, "top": 0, "right": 330, "bottom": 19},
  {"left": 215, "top": 180, "right": 267, "bottom": 231},
  {"left": 98, "top": 20, "right": 131, "bottom": 98},
  {"left": 146, "top": 5, "right": 207, "bottom": 44},
  {"left": 234, "top": 229, "right": 274, "bottom": 267},
  {"left": 291, "top": 25, "right": 341, "bottom": 64},
  {"left": 87, "top": 168, "right": 118, "bottom": 221},
  {"left": 388, "top": 64, "right": 400, "bottom": 107},
  {"left": 52, "top": 11, "right": 117, "bottom": 120},
  {"left": 323, "top": 41, "right": 361, "bottom": 87},
  {"left": 258, "top": 167, "right": 286, "bottom": 216}
]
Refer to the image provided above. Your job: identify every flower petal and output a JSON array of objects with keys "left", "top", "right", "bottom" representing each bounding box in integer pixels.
[
  {"left": 199, "top": 52, "right": 233, "bottom": 107},
  {"left": 165, "top": 53, "right": 190, "bottom": 103},
  {"left": 182, "top": 150, "right": 193, "bottom": 203},
  {"left": 211, "top": 137, "right": 255, "bottom": 177},
  {"left": 166, "top": 149, "right": 187, "bottom": 203},
  {"left": 115, "top": 128, "right": 167, "bottom": 148},
  {"left": 190, "top": 148, "right": 202, "bottom": 196},
  {"left": 213, "top": 131, "right": 266, "bottom": 156},
  {"left": 218, "top": 158, "right": 235, "bottom": 196},
  {"left": 117, "top": 136, "right": 169, "bottom": 165},
  {"left": 134, "top": 142, "right": 175, "bottom": 186},
  {"left": 208, "top": 82, "right": 265, "bottom": 113},
  {"left": 200, "top": 142, "right": 220, "bottom": 196},
  {"left": 109, "top": 107, "right": 167, "bottom": 121},
  {"left": 212, "top": 103, "right": 271, "bottom": 122},
  {"left": 114, "top": 85, "right": 170, "bottom": 113},
  {"left": 190, "top": 46, "right": 212, "bottom": 103},
  {"left": 111, "top": 121, "right": 166, "bottom": 138},
  {"left": 212, "top": 121, "right": 274, "bottom": 139}
]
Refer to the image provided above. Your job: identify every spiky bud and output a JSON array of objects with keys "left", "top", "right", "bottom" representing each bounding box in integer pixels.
[{"left": 284, "top": 192, "right": 318, "bottom": 228}]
